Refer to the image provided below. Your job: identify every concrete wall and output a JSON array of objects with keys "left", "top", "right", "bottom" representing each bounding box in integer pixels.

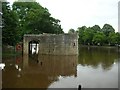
[{"left": 23, "top": 33, "right": 78, "bottom": 55}]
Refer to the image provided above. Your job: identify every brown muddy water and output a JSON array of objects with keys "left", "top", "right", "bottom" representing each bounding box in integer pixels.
[{"left": 2, "top": 46, "right": 119, "bottom": 88}]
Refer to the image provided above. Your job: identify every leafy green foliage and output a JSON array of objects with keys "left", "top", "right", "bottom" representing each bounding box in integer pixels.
[
  {"left": 12, "top": 2, "right": 63, "bottom": 39},
  {"left": 77, "top": 24, "right": 120, "bottom": 46},
  {"left": 2, "top": 1, "right": 64, "bottom": 46},
  {"left": 102, "top": 24, "right": 115, "bottom": 36},
  {"left": 108, "top": 32, "right": 117, "bottom": 45},
  {"left": 92, "top": 32, "right": 105, "bottom": 45},
  {"left": 2, "top": 2, "right": 19, "bottom": 46},
  {"left": 77, "top": 26, "right": 87, "bottom": 44},
  {"left": 82, "top": 28, "right": 94, "bottom": 45},
  {"left": 116, "top": 32, "right": 120, "bottom": 45},
  {"left": 91, "top": 25, "right": 101, "bottom": 33}
]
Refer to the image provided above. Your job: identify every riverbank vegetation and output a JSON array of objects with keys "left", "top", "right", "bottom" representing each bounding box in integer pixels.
[
  {"left": 2, "top": 1, "right": 64, "bottom": 47},
  {"left": 2, "top": 1, "right": 120, "bottom": 57},
  {"left": 69, "top": 24, "right": 120, "bottom": 46},
  {"left": 2, "top": 1, "right": 64, "bottom": 57}
]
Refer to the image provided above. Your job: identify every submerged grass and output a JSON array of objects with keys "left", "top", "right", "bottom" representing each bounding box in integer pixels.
[{"left": 2, "top": 45, "right": 22, "bottom": 58}]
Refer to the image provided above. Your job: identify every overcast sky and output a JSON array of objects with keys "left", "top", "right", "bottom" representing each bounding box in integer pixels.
[{"left": 8, "top": 0, "right": 119, "bottom": 33}]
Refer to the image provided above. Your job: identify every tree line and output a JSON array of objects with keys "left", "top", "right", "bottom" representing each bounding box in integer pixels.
[
  {"left": 69, "top": 24, "right": 120, "bottom": 46},
  {"left": 2, "top": 1, "right": 120, "bottom": 47},
  {"left": 2, "top": 1, "right": 64, "bottom": 46}
]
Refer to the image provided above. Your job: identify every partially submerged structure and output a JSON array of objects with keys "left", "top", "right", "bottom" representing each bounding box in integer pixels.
[
  {"left": 23, "top": 33, "right": 78, "bottom": 55},
  {"left": 23, "top": 33, "right": 78, "bottom": 67}
]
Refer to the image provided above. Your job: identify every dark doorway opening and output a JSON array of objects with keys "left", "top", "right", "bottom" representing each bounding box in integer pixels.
[{"left": 28, "top": 40, "right": 39, "bottom": 63}]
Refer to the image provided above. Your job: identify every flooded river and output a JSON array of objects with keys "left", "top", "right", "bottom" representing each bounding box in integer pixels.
[{"left": 2, "top": 46, "right": 119, "bottom": 88}]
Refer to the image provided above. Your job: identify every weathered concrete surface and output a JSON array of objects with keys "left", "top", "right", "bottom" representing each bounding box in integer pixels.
[{"left": 23, "top": 33, "right": 78, "bottom": 55}]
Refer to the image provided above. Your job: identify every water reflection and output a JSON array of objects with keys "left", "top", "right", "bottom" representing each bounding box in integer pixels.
[
  {"left": 49, "top": 46, "right": 118, "bottom": 88},
  {"left": 78, "top": 46, "right": 119, "bottom": 70},
  {"left": 2, "top": 55, "right": 77, "bottom": 88},
  {"left": 2, "top": 46, "right": 119, "bottom": 88}
]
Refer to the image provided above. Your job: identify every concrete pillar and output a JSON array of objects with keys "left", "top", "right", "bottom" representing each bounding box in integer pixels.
[
  {"left": 23, "top": 36, "right": 29, "bottom": 55},
  {"left": 23, "top": 36, "right": 29, "bottom": 68}
]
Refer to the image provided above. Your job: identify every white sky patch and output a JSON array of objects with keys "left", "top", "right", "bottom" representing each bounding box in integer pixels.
[
  {"left": 36, "top": 0, "right": 119, "bottom": 33},
  {"left": 7, "top": 0, "right": 119, "bottom": 33}
]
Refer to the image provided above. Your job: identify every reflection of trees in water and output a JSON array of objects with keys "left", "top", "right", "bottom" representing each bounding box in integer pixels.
[
  {"left": 78, "top": 46, "right": 118, "bottom": 70},
  {"left": 3, "top": 55, "right": 77, "bottom": 88},
  {"left": 23, "top": 55, "right": 77, "bottom": 88}
]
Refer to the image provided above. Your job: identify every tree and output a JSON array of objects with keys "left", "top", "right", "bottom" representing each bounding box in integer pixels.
[
  {"left": 92, "top": 32, "right": 105, "bottom": 45},
  {"left": 91, "top": 25, "right": 101, "bottom": 33},
  {"left": 2, "top": 1, "right": 64, "bottom": 46},
  {"left": 2, "top": 2, "right": 19, "bottom": 46},
  {"left": 77, "top": 24, "right": 117, "bottom": 46},
  {"left": 108, "top": 32, "right": 118, "bottom": 45},
  {"left": 116, "top": 32, "right": 120, "bottom": 45},
  {"left": 12, "top": 1, "right": 63, "bottom": 41},
  {"left": 68, "top": 28, "right": 76, "bottom": 34},
  {"left": 77, "top": 26, "right": 87, "bottom": 44},
  {"left": 82, "top": 27, "right": 94, "bottom": 45},
  {"left": 101, "top": 24, "right": 115, "bottom": 44},
  {"left": 102, "top": 24, "right": 115, "bottom": 36}
]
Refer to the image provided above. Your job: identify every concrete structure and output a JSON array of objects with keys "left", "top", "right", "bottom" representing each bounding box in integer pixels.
[
  {"left": 23, "top": 33, "right": 78, "bottom": 68},
  {"left": 23, "top": 33, "right": 78, "bottom": 56}
]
